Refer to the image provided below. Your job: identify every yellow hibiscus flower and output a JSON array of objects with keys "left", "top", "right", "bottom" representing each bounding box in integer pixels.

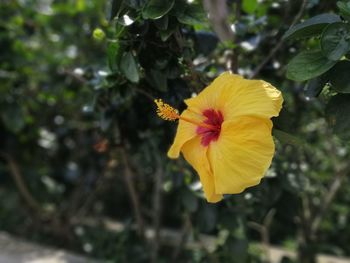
[{"left": 155, "top": 72, "right": 283, "bottom": 203}]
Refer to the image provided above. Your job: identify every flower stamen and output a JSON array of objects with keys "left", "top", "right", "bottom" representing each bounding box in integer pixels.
[
  {"left": 154, "top": 99, "right": 218, "bottom": 130},
  {"left": 154, "top": 99, "right": 180, "bottom": 121}
]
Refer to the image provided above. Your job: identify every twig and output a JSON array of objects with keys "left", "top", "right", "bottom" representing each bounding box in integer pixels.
[
  {"left": 250, "top": 0, "right": 308, "bottom": 78},
  {"left": 228, "top": 0, "right": 242, "bottom": 73},
  {"left": 310, "top": 165, "right": 349, "bottom": 236},
  {"left": 62, "top": 69, "right": 87, "bottom": 84},
  {"left": 203, "top": 0, "right": 240, "bottom": 72},
  {"left": 74, "top": 152, "right": 118, "bottom": 218},
  {"left": 151, "top": 155, "right": 164, "bottom": 263},
  {"left": 0, "top": 152, "right": 44, "bottom": 214},
  {"left": 134, "top": 87, "right": 154, "bottom": 101},
  {"left": 298, "top": 195, "right": 316, "bottom": 263},
  {"left": 308, "top": 129, "right": 349, "bottom": 237},
  {"left": 73, "top": 215, "right": 350, "bottom": 263},
  {"left": 120, "top": 147, "right": 145, "bottom": 237},
  {"left": 203, "top": 0, "right": 234, "bottom": 42},
  {"left": 173, "top": 29, "right": 206, "bottom": 92},
  {"left": 0, "top": 152, "right": 74, "bottom": 242},
  {"left": 235, "top": 0, "right": 242, "bottom": 22},
  {"left": 171, "top": 214, "right": 191, "bottom": 262},
  {"left": 248, "top": 209, "right": 276, "bottom": 263}
]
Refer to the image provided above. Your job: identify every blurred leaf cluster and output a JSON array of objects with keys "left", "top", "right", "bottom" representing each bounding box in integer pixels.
[
  {"left": 285, "top": 1, "right": 350, "bottom": 140},
  {"left": 1, "top": 0, "right": 350, "bottom": 263}
]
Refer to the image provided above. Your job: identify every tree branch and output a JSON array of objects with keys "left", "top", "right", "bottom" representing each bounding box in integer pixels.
[
  {"left": 151, "top": 155, "right": 164, "bottom": 263},
  {"left": 0, "top": 152, "right": 44, "bottom": 215},
  {"left": 229, "top": 0, "right": 242, "bottom": 73},
  {"left": 203, "top": 0, "right": 240, "bottom": 72},
  {"left": 248, "top": 209, "right": 276, "bottom": 263},
  {"left": 171, "top": 214, "right": 191, "bottom": 262},
  {"left": 203, "top": 0, "right": 234, "bottom": 42},
  {"left": 310, "top": 165, "right": 349, "bottom": 236},
  {"left": 250, "top": 0, "right": 308, "bottom": 78},
  {"left": 120, "top": 147, "right": 145, "bottom": 237}
]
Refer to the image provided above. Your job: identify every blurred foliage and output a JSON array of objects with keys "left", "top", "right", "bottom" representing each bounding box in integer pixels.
[
  {"left": 1, "top": 0, "right": 350, "bottom": 263},
  {"left": 285, "top": 2, "right": 350, "bottom": 140}
]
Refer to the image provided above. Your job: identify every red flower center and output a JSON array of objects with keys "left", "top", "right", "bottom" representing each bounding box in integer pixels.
[{"left": 196, "top": 109, "right": 224, "bottom": 146}]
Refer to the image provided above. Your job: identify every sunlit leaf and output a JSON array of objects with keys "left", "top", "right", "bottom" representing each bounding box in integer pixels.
[
  {"left": 242, "top": 0, "right": 258, "bottom": 14},
  {"left": 92, "top": 28, "right": 105, "bottom": 41}
]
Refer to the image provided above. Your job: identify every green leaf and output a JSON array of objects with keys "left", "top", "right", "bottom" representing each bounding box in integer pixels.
[
  {"left": 159, "top": 20, "right": 177, "bottom": 41},
  {"left": 1, "top": 106, "right": 26, "bottom": 133},
  {"left": 286, "top": 50, "right": 336, "bottom": 81},
  {"left": 304, "top": 77, "right": 327, "bottom": 98},
  {"left": 326, "top": 94, "right": 350, "bottom": 139},
  {"left": 273, "top": 129, "right": 304, "bottom": 147},
  {"left": 154, "top": 58, "right": 169, "bottom": 70},
  {"left": 181, "top": 189, "right": 198, "bottom": 213},
  {"left": 125, "top": 0, "right": 146, "bottom": 10},
  {"left": 321, "top": 22, "right": 350, "bottom": 61},
  {"left": 226, "top": 238, "right": 249, "bottom": 263},
  {"left": 256, "top": 3, "right": 268, "bottom": 17},
  {"left": 107, "top": 40, "right": 121, "bottom": 71},
  {"left": 242, "top": 0, "right": 258, "bottom": 14},
  {"left": 283, "top": 14, "right": 341, "bottom": 40},
  {"left": 110, "top": 0, "right": 124, "bottom": 20},
  {"left": 100, "top": 109, "right": 113, "bottom": 131},
  {"left": 154, "top": 15, "right": 168, "bottom": 30},
  {"left": 160, "top": 28, "right": 175, "bottom": 41},
  {"left": 147, "top": 69, "right": 167, "bottom": 91},
  {"left": 176, "top": 4, "right": 205, "bottom": 26},
  {"left": 337, "top": 1, "right": 350, "bottom": 20},
  {"left": 328, "top": 61, "right": 350, "bottom": 93},
  {"left": 120, "top": 52, "right": 139, "bottom": 83},
  {"left": 198, "top": 205, "right": 217, "bottom": 232},
  {"left": 142, "top": 0, "right": 174, "bottom": 20}
]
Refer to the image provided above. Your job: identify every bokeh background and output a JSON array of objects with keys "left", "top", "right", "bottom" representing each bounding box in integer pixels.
[{"left": 1, "top": 0, "right": 350, "bottom": 262}]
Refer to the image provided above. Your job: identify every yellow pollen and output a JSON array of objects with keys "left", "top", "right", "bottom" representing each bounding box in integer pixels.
[
  {"left": 154, "top": 99, "right": 219, "bottom": 130},
  {"left": 154, "top": 99, "right": 180, "bottom": 121}
]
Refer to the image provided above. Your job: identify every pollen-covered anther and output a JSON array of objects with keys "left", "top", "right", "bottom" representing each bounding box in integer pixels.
[
  {"left": 154, "top": 99, "right": 180, "bottom": 121},
  {"left": 154, "top": 99, "right": 219, "bottom": 130}
]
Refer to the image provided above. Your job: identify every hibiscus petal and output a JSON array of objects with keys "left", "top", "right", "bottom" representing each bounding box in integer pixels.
[
  {"left": 182, "top": 137, "right": 223, "bottom": 203},
  {"left": 185, "top": 72, "right": 283, "bottom": 121},
  {"left": 167, "top": 110, "right": 199, "bottom": 159},
  {"left": 208, "top": 116, "right": 274, "bottom": 194}
]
